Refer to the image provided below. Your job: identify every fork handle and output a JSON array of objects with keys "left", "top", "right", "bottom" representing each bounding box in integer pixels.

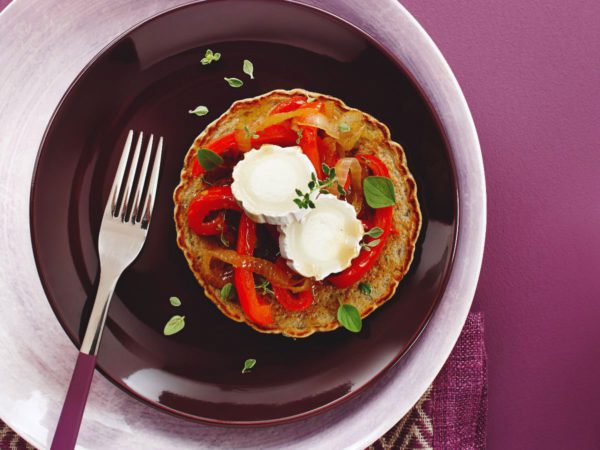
[{"left": 51, "top": 352, "right": 97, "bottom": 450}]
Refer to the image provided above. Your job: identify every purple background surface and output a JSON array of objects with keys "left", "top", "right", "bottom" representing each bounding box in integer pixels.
[
  {"left": 1, "top": 0, "right": 598, "bottom": 448},
  {"left": 401, "top": 0, "right": 600, "bottom": 448}
]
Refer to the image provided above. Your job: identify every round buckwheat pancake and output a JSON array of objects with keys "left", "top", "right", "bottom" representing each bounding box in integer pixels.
[{"left": 173, "top": 89, "right": 421, "bottom": 337}]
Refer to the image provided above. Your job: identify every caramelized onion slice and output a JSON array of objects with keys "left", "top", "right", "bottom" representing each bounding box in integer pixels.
[
  {"left": 296, "top": 112, "right": 340, "bottom": 140},
  {"left": 336, "top": 110, "right": 365, "bottom": 151},
  {"left": 204, "top": 248, "right": 312, "bottom": 293},
  {"left": 256, "top": 109, "right": 310, "bottom": 131},
  {"left": 333, "top": 157, "right": 364, "bottom": 213}
]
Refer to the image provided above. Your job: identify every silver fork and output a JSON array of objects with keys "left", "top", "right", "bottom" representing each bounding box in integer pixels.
[{"left": 50, "top": 131, "right": 163, "bottom": 450}]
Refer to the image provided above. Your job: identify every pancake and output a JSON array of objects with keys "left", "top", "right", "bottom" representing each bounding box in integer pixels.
[{"left": 173, "top": 89, "right": 421, "bottom": 337}]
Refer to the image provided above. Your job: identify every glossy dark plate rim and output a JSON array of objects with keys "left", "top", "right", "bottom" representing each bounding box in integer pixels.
[{"left": 29, "top": 0, "right": 459, "bottom": 426}]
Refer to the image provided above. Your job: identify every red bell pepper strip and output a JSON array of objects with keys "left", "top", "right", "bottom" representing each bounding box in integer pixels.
[
  {"left": 192, "top": 132, "right": 239, "bottom": 177},
  {"left": 234, "top": 214, "right": 274, "bottom": 326},
  {"left": 187, "top": 186, "right": 241, "bottom": 235},
  {"left": 298, "top": 126, "right": 323, "bottom": 179},
  {"left": 327, "top": 155, "right": 393, "bottom": 288},
  {"left": 270, "top": 96, "right": 323, "bottom": 114},
  {"left": 251, "top": 123, "right": 298, "bottom": 148},
  {"left": 271, "top": 258, "right": 314, "bottom": 311}
]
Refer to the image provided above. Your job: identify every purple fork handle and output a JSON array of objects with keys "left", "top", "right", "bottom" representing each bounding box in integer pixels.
[{"left": 51, "top": 352, "right": 97, "bottom": 450}]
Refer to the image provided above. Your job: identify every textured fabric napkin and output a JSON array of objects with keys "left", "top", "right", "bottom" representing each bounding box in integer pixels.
[
  {"left": 0, "top": 313, "right": 485, "bottom": 450},
  {"left": 368, "top": 312, "right": 487, "bottom": 449}
]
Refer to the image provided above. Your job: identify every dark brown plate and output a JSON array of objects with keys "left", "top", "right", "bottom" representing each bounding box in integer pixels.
[{"left": 30, "top": 0, "right": 457, "bottom": 425}]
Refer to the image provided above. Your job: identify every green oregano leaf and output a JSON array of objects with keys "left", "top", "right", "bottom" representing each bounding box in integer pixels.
[
  {"left": 358, "top": 282, "right": 372, "bottom": 296},
  {"left": 244, "top": 125, "right": 259, "bottom": 139},
  {"left": 188, "top": 105, "right": 209, "bottom": 116},
  {"left": 363, "top": 176, "right": 396, "bottom": 208},
  {"left": 169, "top": 296, "right": 182, "bottom": 307},
  {"left": 224, "top": 77, "right": 243, "bottom": 88},
  {"left": 219, "top": 282, "right": 234, "bottom": 300},
  {"left": 243, "top": 59, "right": 254, "bottom": 79},
  {"left": 201, "top": 49, "right": 220, "bottom": 65},
  {"left": 364, "top": 227, "right": 384, "bottom": 239},
  {"left": 196, "top": 148, "right": 224, "bottom": 171},
  {"left": 337, "top": 304, "right": 362, "bottom": 332},
  {"left": 242, "top": 358, "right": 256, "bottom": 374},
  {"left": 338, "top": 122, "right": 351, "bottom": 133},
  {"left": 163, "top": 315, "right": 185, "bottom": 336}
]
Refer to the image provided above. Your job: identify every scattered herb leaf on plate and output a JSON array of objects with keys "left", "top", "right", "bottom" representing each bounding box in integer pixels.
[
  {"left": 188, "top": 105, "right": 209, "bottom": 116},
  {"left": 243, "top": 59, "right": 254, "bottom": 79},
  {"left": 169, "top": 296, "right": 182, "bottom": 307},
  {"left": 224, "top": 77, "right": 243, "bottom": 88},
  {"left": 164, "top": 315, "right": 185, "bottom": 336},
  {"left": 201, "top": 49, "right": 221, "bottom": 65},
  {"left": 242, "top": 358, "right": 256, "bottom": 374}
]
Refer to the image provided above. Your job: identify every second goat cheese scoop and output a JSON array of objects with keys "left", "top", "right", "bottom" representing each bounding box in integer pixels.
[
  {"left": 280, "top": 194, "right": 364, "bottom": 280},
  {"left": 231, "top": 144, "right": 316, "bottom": 225}
]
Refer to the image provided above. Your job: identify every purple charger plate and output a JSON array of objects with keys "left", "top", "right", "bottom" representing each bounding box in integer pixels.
[
  {"left": 0, "top": 0, "right": 484, "bottom": 448},
  {"left": 30, "top": 0, "right": 457, "bottom": 425}
]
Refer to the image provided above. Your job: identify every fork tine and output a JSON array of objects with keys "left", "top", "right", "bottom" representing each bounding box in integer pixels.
[
  {"left": 119, "top": 132, "right": 144, "bottom": 221},
  {"left": 105, "top": 130, "right": 133, "bottom": 216},
  {"left": 131, "top": 134, "right": 153, "bottom": 223},
  {"left": 140, "top": 136, "right": 163, "bottom": 229}
]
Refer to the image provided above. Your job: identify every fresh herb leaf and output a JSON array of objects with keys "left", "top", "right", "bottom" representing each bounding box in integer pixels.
[
  {"left": 219, "top": 282, "right": 235, "bottom": 300},
  {"left": 358, "top": 282, "right": 372, "bottom": 296},
  {"left": 337, "top": 303, "right": 362, "bottom": 332},
  {"left": 363, "top": 176, "right": 396, "bottom": 208},
  {"left": 201, "top": 49, "right": 221, "bottom": 65},
  {"left": 293, "top": 163, "right": 346, "bottom": 209},
  {"left": 188, "top": 105, "right": 209, "bottom": 116},
  {"left": 337, "top": 183, "right": 346, "bottom": 196},
  {"left": 256, "top": 279, "right": 274, "bottom": 297},
  {"left": 364, "top": 227, "right": 384, "bottom": 239},
  {"left": 224, "top": 77, "right": 243, "bottom": 88},
  {"left": 197, "top": 148, "right": 224, "bottom": 171},
  {"left": 361, "top": 239, "right": 381, "bottom": 252},
  {"left": 244, "top": 125, "right": 259, "bottom": 139},
  {"left": 296, "top": 128, "right": 303, "bottom": 144},
  {"left": 243, "top": 59, "right": 254, "bottom": 79},
  {"left": 169, "top": 296, "right": 182, "bottom": 307},
  {"left": 338, "top": 122, "right": 351, "bottom": 133},
  {"left": 163, "top": 315, "right": 185, "bottom": 336},
  {"left": 242, "top": 358, "right": 256, "bottom": 374}
]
